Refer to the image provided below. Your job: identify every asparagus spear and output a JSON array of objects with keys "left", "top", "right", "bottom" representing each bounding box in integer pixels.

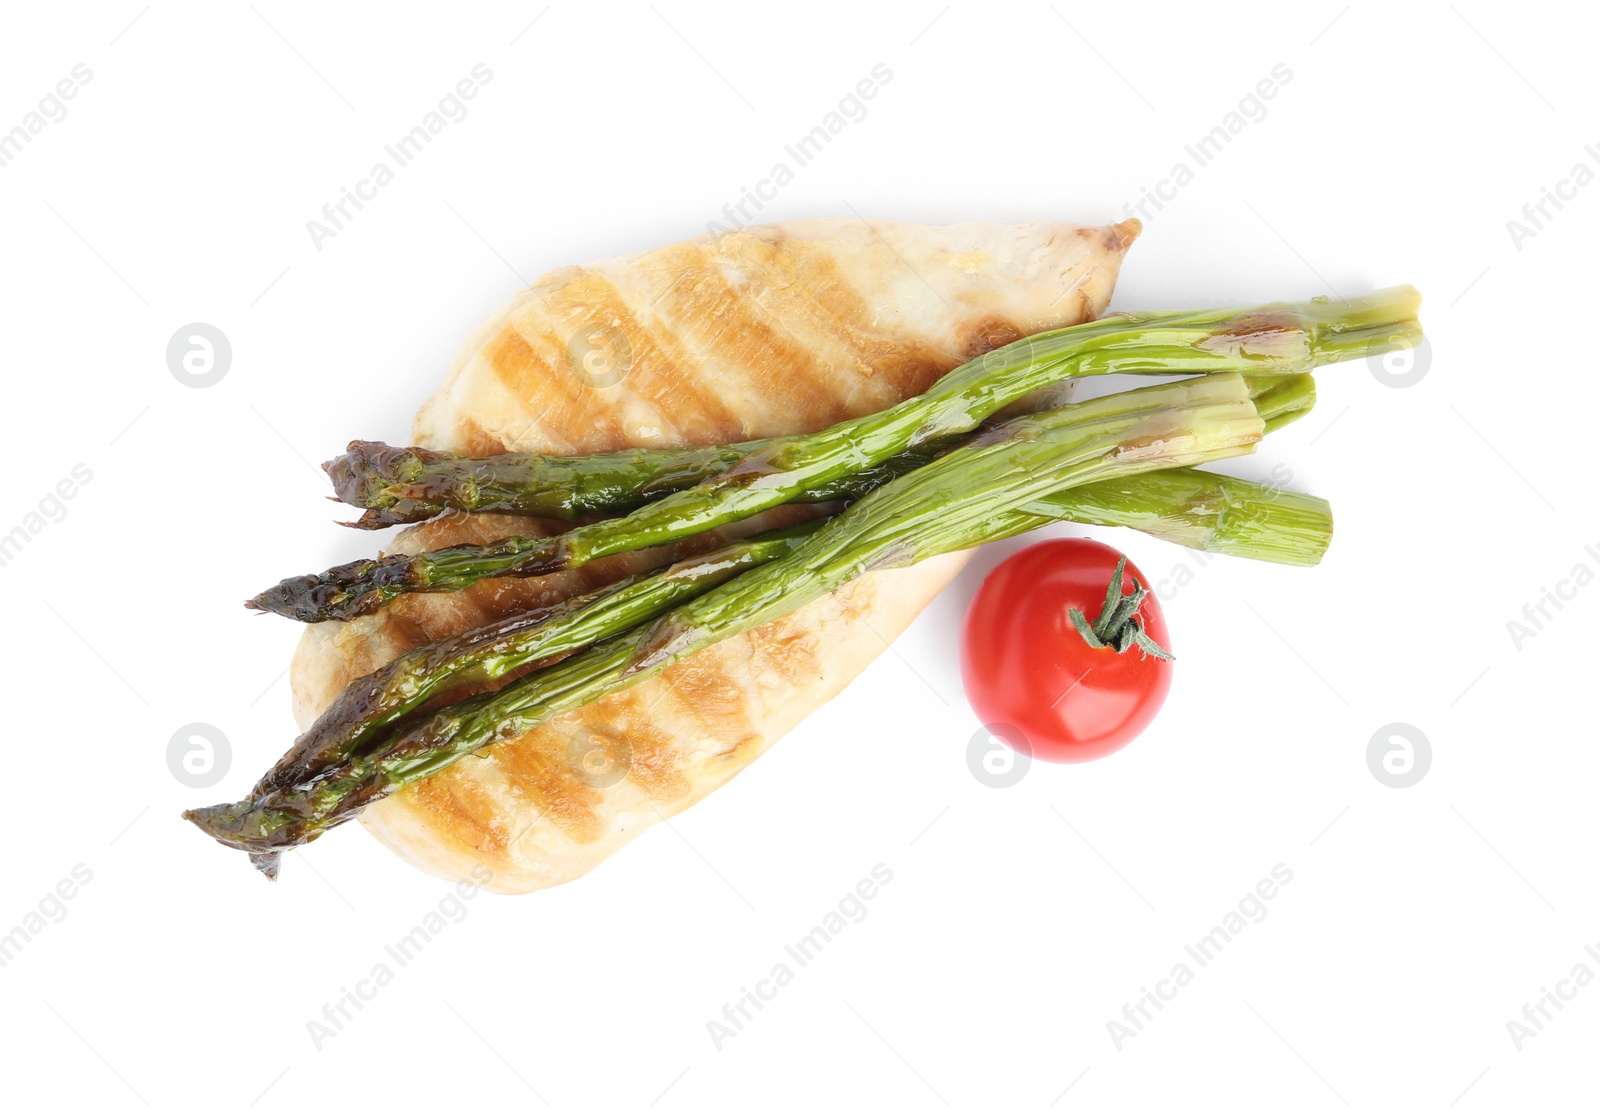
[
  {"left": 327, "top": 438, "right": 766, "bottom": 529},
  {"left": 1038, "top": 469, "right": 1331, "bottom": 566},
  {"left": 251, "top": 291, "right": 1418, "bottom": 622},
  {"left": 328, "top": 436, "right": 956, "bottom": 528},
  {"left": 328, "top": 375, "right": 1316, "bottom": 528},
  {"left": 191, "top": 373, "right": 1265, "bottom": 871}
]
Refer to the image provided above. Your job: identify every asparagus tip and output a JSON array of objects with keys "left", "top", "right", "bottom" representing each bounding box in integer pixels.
[
  {"left": 249, "top": 852, "right": 282, "bottom": 881},
  {"left": 247, "top": 558, "right": 400, "bottom": 622}
]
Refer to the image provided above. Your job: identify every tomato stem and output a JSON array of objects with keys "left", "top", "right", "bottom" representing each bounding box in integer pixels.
[{"left": 1068, "top": 556, "right": 1175, "bottom": 660}]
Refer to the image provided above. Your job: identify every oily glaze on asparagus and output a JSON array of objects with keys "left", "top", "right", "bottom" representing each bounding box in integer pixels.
[
  {"left": 193, "top": 373, "right": 1268, "bottom": 871},
  {"left": 251, "top": 291, "right": 1416, "bottom": 622}
]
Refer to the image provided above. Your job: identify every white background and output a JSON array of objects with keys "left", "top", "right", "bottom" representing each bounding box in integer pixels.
[{"left": 0, "top": 2, "right": 1594, "bottom": 1108}]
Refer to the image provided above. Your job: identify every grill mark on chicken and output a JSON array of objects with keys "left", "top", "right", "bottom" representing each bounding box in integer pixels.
[
  {"left": 414, "top": 762, "right": 513, "bottom": 858},
  {"left": 657, "top": 653, "right": 757, "bottom": 759},
  {"left": 555, "top": 267, "right": 747, "bottom": 446},
  {"left": 617, "top": 245, "right": 758, "bottom": 443},
  {"left": 737, "top": 232, "right": 962, "bottom": 410},
  {"left": 590, "top": 703, "right": 690, "bottom": 802},
  {"left": 496, "top": 727, "right": 611, "bottom": 842},
  {"left": 653, "top": 245, "right": 849, "bottom": 435},
  {"left": 705, "top": 234, "right": 896, "bottom": 419},
  {"left": 486, "top": 308, "right": 631, "bottom": 452}
]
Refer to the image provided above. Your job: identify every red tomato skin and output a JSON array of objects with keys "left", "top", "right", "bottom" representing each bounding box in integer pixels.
[{"left": 960, "top": 539, "right": 1173, "bottom": 763}]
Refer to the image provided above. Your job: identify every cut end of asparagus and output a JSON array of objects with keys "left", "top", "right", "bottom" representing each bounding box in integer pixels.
[
  {"left": 1301, "top": 286, "right": 1424, "bottom": 367},
  {"left": 1207, "top": 485, "right": 1333, "bottom": 566},
  {"left": 1196, "top": 286, "right": 1423, "bottom": 374},
  {"left": 1110, "top": 375, "right": 1264, "bottom": 466},
  {"left": 1016, "top": 465, "right": 1333, "bottom": 567}
]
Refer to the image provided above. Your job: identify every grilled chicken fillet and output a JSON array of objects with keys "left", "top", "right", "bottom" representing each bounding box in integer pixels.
[{"left": 289, "top": 217, "right": 1139, "bottom": 893}]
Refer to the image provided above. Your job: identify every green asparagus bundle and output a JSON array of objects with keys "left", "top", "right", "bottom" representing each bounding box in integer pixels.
[
  {"left": 243, "top": 459, "right": 1331, "bottom": 829},
  {"left": 251, "top": 289, "right": 1417, "bottom": 622},
  {"left": 191, "top": 373, "right": 1268, "bottom": 872},
  {"left": 220, "top": 373, "right": 1326, "bottom": 875}
]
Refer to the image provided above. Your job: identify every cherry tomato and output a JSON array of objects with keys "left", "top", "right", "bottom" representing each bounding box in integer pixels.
[{"left": 960, "top": 538, "right": 1173, "bottom": 763}]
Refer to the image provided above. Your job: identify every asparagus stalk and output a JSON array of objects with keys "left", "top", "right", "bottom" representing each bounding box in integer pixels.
[
  {"left": 329, "top": 375, "right": 1316, "bottom": 529},
  {"left": 1032, "top": 470, "right": 1331, "bottom": 566},
  {"left": 329, "top": 436, "right": 958, "bottom": 528},
  {"left": 327, "top": 438, "right": 773, "bottom": 530},
  {"left": 252, "top": 291, "right": 1418, "bottom": 622},
  {"left": 191, "top": 373, "right": 1266, "bottom": 871}
]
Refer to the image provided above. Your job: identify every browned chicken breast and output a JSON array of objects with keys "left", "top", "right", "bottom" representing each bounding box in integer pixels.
[{"left": 290, "top": 217, "right": 1139, "bottom": 893}]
